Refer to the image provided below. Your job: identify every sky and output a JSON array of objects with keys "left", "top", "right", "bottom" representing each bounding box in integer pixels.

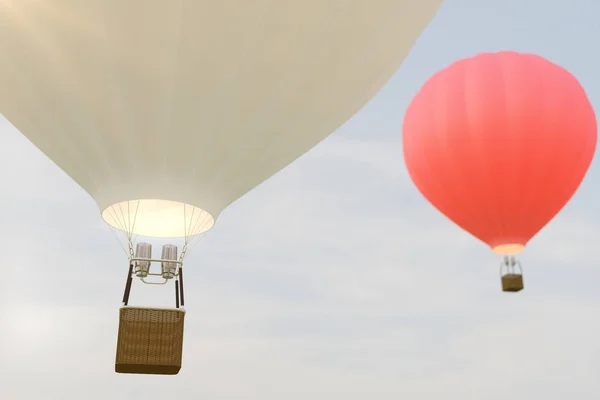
[{"left": 2, "top": 0, "right": 600, "bottom": 399}]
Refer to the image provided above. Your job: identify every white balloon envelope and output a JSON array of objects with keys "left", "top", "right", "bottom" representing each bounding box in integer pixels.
[{"left": 0, "top": 0, "right": 442, "bottom": 241}]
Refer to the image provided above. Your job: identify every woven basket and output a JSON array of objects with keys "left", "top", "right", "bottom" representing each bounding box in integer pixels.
[
  {"left": 115, "top": 307, "right": 185, "bottom": 375},
  {"left": 501, "top": 273, "right": 524, "bottom": 292}
]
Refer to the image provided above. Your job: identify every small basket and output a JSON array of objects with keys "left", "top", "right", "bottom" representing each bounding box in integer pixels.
[
  {"left": 501, "top": 273, "right": 524, "bottom": 292},
  {"left": 115, "top": 307, "right": 185, "bottom": 375}
]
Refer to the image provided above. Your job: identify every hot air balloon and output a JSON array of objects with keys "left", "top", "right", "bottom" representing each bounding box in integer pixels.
[
  {"left": 0, "top": 1, "right": 444, "bottom": 374},
  {"left": 402, "top": 51, "right": 597, "bottom": 293}
]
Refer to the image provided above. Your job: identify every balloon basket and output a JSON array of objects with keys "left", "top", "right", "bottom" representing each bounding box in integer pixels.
[
  {"left": 500, "top": 256, "right": 524, "bottom": 293},
  {"left": 116, "top": 253, "right": 187, "bottom": 375},
  {"left": 501, "top": 273, "right": 524, "bottom": 292},
  {"left": 115, "top": 307, "right": 185, "bottom": 375}
]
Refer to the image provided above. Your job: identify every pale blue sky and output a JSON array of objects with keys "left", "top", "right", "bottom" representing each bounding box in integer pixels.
[{"left": 2, "top": 1, "right": 600, "bottom": 399}]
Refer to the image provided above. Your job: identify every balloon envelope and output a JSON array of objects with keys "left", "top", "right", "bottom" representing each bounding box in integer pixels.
[
  {"left": 0, "top": 0, "right": 443, "bottom": 237},
  {"left": 403, "top": 51, "right": 597, "bottom": 254}
]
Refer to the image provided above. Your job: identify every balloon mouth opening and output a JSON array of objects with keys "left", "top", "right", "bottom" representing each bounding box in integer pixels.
[
  {"left": 101, "top": 199, "right": 215, "bottom": 238},
  {"left": 492, "top": 244, "right": 525, "bottom": 255}
]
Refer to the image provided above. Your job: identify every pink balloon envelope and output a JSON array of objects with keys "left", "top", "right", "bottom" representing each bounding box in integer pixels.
[{"left": 402, "top": 51, "right": 597, "bottom": 254}]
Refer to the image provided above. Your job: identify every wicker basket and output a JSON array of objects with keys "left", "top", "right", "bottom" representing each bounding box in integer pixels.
[
  {"left": 501, "top": 273, "right": 524, "bottom": 292},
  {"left": 115, "top": 307, "right": 185, "bottom": 375}
]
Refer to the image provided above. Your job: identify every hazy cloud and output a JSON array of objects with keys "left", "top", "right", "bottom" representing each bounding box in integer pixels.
[{"left": 2, "top": 0, "right": 600, "bottom": 399}]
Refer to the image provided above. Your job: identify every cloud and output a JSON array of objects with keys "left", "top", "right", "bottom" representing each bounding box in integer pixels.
[{"left": 4, "top": 1, "right": 600, "bottom": 397}]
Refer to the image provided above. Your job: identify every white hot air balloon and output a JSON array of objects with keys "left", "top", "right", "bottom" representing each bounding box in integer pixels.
[{"left": 0, "top": 0, "right": 443, "bottom": 374}]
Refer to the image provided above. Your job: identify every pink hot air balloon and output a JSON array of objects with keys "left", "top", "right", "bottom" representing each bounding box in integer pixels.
[{"left": 402, "top": 51, "right": 597, "bottom": 292}]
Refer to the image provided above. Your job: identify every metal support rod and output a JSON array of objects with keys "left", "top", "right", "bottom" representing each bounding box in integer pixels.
[
  {"left": 145, "top": 271, "right": 180, "bottom": 277},
  {"left": 140, "top": 277, "right": 169, "bottom": 285},
  {"left": 499, "top": 256, "right": 524, "bottom": 276},
  {"left": 122, "top": 263, "right": 134, "bottom": 305},
  {"left": 175, "top": 278, "right": 180, "bottom": 309},
  {"left": 130, "top": 257, "right": 183, "bottom": 265},
  {"left": 179, "top": 267, "right": 185, "bottom": 306}
]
